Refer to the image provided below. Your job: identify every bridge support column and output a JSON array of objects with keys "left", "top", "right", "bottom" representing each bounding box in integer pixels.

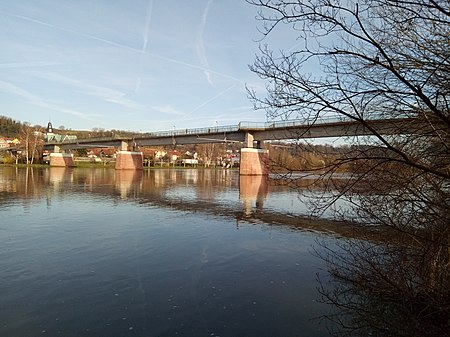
[
  {"left": 49, "top": 145, "right": 75, "bottom": 167},
  {"left": 49, "top": 153, "right": 75, "bottom": 167},
  {"left": 119, "top": 141, "right": 129, "bottom": 151},
  {"left": 240, "top": 132, "right": 269, "bottom": 175},
  {"left": 239, "top": 148, "right": 269, "bottom": 175},
  {"left": 115, "top": 151, "right": 143, "bottom": 170}
]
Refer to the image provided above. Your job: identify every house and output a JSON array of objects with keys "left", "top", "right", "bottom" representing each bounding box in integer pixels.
[
  {"left": 0, "top": 138, "right": 8, "bottom": 148},
  {"left": 0, "top": 138, "right": 19, "bottom": 148}
]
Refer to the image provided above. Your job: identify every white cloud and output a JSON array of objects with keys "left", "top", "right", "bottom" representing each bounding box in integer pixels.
[
  {"left": 151, "top": 105, "right": 184, "bottom": 116},
  {"left": 31, "top": 72, "right": 143, "bottom": 109},
  {"left": 0, "top": 80, "right": 99, "bottom": 121},
  {"left": 0, "top": 61, "right": 63, "bottom": 68}
]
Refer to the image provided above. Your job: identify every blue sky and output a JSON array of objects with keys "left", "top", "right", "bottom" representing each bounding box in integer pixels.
[{"left": 0, "top": 0, "right": 284, "bottom": 132}]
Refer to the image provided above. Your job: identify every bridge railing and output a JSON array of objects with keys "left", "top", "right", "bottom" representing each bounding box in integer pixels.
[
  {"left": 132, "top": 115, "right": 350, "bottom": 139},
  {"left": 130, "top": 113, "right": 412, "bottom": 140},
  {"left": 238, "top": 114, "right": 349, "bottom": 130},
  {"left": 137, "top": 125, "right": 240, "bottom": 138}
]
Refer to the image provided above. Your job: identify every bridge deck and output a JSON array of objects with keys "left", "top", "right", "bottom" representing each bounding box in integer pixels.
[{"left": 44, "top": 116, "right": 417, "bottom": 150}]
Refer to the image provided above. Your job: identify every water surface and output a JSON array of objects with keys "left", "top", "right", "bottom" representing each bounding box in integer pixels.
[{"left": 0, "top": 167, "right": 338, "bottom": 337}]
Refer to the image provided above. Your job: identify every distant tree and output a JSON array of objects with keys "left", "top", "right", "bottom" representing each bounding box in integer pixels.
[
  {"left": 196, "top": 143, "right": 219, "bottom": 167},
  {"left": 266, "top": 142, "right": 347, "bottom": 172},
  {"left": 248, "top": 0, "right": 450, "bottom": 335},
  {"left": 0, "top": 115, "right": 21, "bottom": 137},
  {"left": 75, "top": 148, "right": 88, "bottom": 157}
]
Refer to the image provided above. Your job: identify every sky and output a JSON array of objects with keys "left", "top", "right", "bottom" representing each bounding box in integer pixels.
[{"left": 0, "top": 0, "right": 288, "bottom": 133}]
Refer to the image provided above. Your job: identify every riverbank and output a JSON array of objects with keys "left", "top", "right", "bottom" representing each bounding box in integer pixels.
[{"left": 0, "top": 162, "right": 239, "bottom": 170}]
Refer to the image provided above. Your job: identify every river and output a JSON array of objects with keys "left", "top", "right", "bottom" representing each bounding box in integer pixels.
[{"left": 0, "top": 167, "right": 341, "bottom": 337}]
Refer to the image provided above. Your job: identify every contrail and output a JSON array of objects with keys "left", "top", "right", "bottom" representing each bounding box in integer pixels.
[
  {"left": 147, "top": 52, "right": 244, "bottom": 83},
  {"left": 142, "top": 0, "right": 153, "bottom": 52},
  {"left": 196, "top": 0, "right": 214, "bottom": 85},
  {"left": 135, "top": 0, "right": 154, "bottom": 92},
  {"left": 2, "top": 9, "right": 244, "bottom": 84},
  {"left": 1, "top": 11, "right": 139, "bottom": 52},
  {"left": 183, "top": 84, "right": 237, "bottom": 118}
]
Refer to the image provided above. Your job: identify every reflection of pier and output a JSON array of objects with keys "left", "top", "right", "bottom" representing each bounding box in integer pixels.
[
  {"left": 48, "top": 167, "right": 73, "bottom": 187},
  {"left": 114, "top": 170, "right": 143, "bottom": 199},
  {"left": 239, "top": 176, "right": 268, "bottom": 217}
]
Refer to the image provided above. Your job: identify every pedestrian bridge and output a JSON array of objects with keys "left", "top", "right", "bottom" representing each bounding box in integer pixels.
[{"left": 44, "top": 115, "right": 417, "bottom": 175}]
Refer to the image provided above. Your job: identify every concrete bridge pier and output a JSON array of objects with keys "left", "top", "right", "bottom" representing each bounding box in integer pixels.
[
  {"left": 115, "top": 141, "right": 144, "bottom": 170},
  {"left": 239, "top": 132, "right": 269, "bottom": 176},
  {"left": 49, "top": 145, "right": 75, "bottom": 167}
]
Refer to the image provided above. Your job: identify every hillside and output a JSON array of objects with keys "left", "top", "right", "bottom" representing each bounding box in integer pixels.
[{"left": 0, "top": 115, "right": 23, "bottom": 137}]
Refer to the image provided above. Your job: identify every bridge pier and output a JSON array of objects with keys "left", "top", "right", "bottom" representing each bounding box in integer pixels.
[
  {"left": 49, "top": 145, "right": 75, "bottom": 167},
  {"left": 239, "top": 132, "right": 269, "bottom": 176},
  {"left": 115, "top": 141, "right": 144, "bottom": 170},
  {"left": 239, "top": 148, "right": 269, "bottom": 175},
  {"left": 115, "top": 151, "right": 143, "bottom": 170}
]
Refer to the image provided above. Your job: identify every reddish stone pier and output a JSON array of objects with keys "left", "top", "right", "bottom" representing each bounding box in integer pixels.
[
  {"left": 49, "top": 153, "right": 75, "bottom": 167},
  {"left": 239, "top": 131, "right": 269, "bottom": 176},
  {"left": 115, "top": 151, "right": 143, "bottom": 170},
  {"left": 239, "top": 148, "right": 269, "bottom": 175}
]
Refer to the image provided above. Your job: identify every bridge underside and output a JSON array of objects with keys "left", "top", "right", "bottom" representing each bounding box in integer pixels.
[
  {"left": 44, "top": 130, "right": 269, "bottom": 175},
  {"left": 43, "top": 117, "right": 416, "bottom": 175}
]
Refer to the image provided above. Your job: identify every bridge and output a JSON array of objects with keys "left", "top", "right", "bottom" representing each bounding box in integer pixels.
[{"left": 44, "top": 116, "right": 417, "bottom": 175}]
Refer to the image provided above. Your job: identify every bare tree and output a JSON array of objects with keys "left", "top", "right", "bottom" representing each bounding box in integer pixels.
[
  {"left": 19, "top": 122, "right": 31, "bottom": 164},
  {"left": 19, "top": 123, "right": 43, "bottom": 165},
  {"left": 247, "top": 0, "right": 450, "bottom": 335},
  {"left": 197, "top": 143, "right": 217, "bottom": 167}
]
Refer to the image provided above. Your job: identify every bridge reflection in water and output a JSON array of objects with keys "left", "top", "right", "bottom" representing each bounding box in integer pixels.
[{"left": 0, "top": 166, "right": 369, "bottom": 239}]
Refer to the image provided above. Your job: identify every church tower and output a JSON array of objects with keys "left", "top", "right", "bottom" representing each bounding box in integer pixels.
[{"left": 47, "top": 121, "right": 53, "bottom": 134}]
